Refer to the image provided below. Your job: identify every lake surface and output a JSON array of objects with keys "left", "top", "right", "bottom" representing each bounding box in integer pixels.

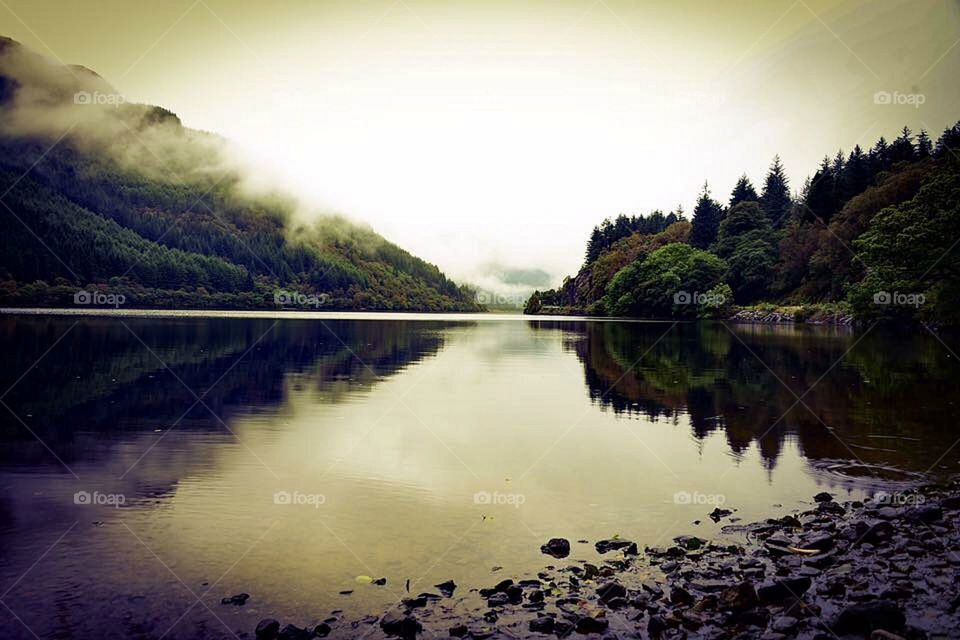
[{"left": 0, "top": 311, "right": 957, "bottom": 639}]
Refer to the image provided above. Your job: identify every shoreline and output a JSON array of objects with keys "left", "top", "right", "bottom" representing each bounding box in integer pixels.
[{"left": 252, "top": 480, "right": 960, "bottom": 639}]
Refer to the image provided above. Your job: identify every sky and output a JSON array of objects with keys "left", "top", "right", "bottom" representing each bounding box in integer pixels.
[{"left": 2, "top": 0, "right": 959, "bottom": 294}]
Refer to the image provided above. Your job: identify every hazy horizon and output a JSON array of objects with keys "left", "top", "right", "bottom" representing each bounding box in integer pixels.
[{"left": 3, "top": 0, "right": 959, "bottom": 294}]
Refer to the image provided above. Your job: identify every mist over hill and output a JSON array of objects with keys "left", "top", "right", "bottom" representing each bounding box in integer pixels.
[{"left": 0, "top": 36, "right": 481, "bottom": 312}]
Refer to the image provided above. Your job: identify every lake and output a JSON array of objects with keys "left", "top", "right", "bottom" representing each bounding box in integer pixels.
[{"left": 0, "top": 311, "right": 957, "bottom": 639}]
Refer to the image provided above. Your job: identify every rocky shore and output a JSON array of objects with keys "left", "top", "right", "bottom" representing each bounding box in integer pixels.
[{"left": 252, "top": 480, "right": 960, "bottom": 640}]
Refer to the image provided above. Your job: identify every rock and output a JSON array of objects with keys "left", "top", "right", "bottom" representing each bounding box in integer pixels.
[
  {"left": 870, "top": 630, "right": 907, "bottom": 640},
  {"left": 818, "top": 501, "right": 846, "bottom": 516},
  {"left": 905, "top": 504, "right": 942, "bottom": 523},
  {"left": 597, "top": 581, "right": 627, "bottom": 603},
  {"left": 255, "top": 618, "right": 280, "bottom": 640},
  {"left": 719, "top": 581, "right": 759, "bottom": 611},
  {"left": 648, "top": 615, "right": 668, "bottom": 635},
  {"left": 221, "top": 593, "right": 250, "bottom": 606},
  {"left": 528, "top": 589, "right": 545, "bottom": 603},
  {"left": 312, "top": 623, "right": 331, "bottom": 637},
  {"left": 486, "top": 592, "right": 510, "bottom": 607},
  {"left": 832, "top": 601, "right": 905, "bottom": 635},
  {"left": 380, "top": 612, "right": 422, "bottom": 638},
  {"left": 529, "top": 616, "right": 555, "bottom": 633},
  {"left": 448, "top": 624, "right": 468, "bottom": 637},
  {"left": 729, "top": 608, "right": 770, "bottom": 627},
  {"left": 674, "top": 535, "right": 706, "bottom": 551},
  {"left": 771, "top": 616, "right": 799, "bottom": 633},
  {"left": 814, "top": 492, "right": 833, "bottom": 502},
  {"left": 373, "top": 577, "right": 387, "bottom": 585},
  {"left": 802, "top": 532, "right": 835, "bottom": 551},
  {"left": 595, "top": 538, "right": 633, "bottom": 554},
  {"left": 575, "top": 614, "right": 608, "bottom": 634},
  {"left": 506, "top": 584, "right": 524, "bottom": 604},
  {"left": 278, "top": 624, "right": 312, "bottom": 640},
  {"left": 941, "top": 495, "right": 960, "bottom": 510},
  {"left": 670, "top": 585, "right": 693, "bottom": 605},
  {"left": 757, "top": 577, "right": 811, "bottom": 604},
  {"left": 857, "top": 520, "right": 895, "bottom": 545},
  {"left": 540, "top": 538, "right": 571, "bottom": 558},
  {"left": 709, "top": 507, "right": 732, "bottom": 522},
  {"left": 435, "top": 580, "right": 457, "bottom": 597},
  {"left": 401, "top": 596, "right": 427, "bottom": 609}
]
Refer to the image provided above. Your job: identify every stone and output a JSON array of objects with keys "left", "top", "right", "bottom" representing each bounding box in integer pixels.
[
  {"left": 719, "top": 581, "right": 759, "bottom": 611},
  {"left": 540, "top": 538, "right": 571, "bottom": 558},
  {"left": 255, "top": 619, "right": 280, "bottom": 640},
  {"left": 380, "top": 612, "right": 422, "bottom": 638},
  {"left": 813, "top": 492, "right": 833, "bottom": 502},
  {"left": 595, "top": 538, "right": 633, "bottom": 554},
  {"left": 529, "top": 616, "right": 555, "bottom": 633},
  {"left": 221, "top": 593, "right": 250, "bottom": 606},
  {"left": 757, "top": 577, "right": 811, "bottom": 604},
  {"left": 832, "top": 601, "right": 905, "bottom": 635},
  {"left": 435, "top": 580, "right": 457, "bottom": 597}
]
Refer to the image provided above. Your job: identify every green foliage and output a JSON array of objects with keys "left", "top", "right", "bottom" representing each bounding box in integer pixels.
[
  {"left": 603, "top": 243, "right": 727, "bottom": 318},
  {"left": 690, "top": 183, "right": 723, "bottom": 249}
]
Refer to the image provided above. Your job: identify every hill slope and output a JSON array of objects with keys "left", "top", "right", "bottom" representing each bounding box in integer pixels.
[{"left": 0, "top": 36, "right": 480, "bottom": 312}]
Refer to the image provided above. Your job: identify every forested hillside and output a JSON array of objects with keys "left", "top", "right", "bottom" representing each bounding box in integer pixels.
[
  {"left": 526, "top": 123, "right": 960, "bottom": 325},
  {"left": 0, "top": 37, "right": 479, "bottom": 312}
]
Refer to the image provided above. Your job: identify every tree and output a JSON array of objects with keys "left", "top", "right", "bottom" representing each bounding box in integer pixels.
[
  {"left": 690, "top": 182, "right": 724, "bottom": 249},
  {"left": 729, "top": 174, "right": 759, "bottom": 207},
  {"left": 841, "top": 145, "right": 872, "bottom": 200},
  {"left": 760, "top": 156, "right": 791, "bottom": 227},
  {"left": 603, "top": 243, "right": 728, "bottom": 317},
  {"left": 870, "top": 136, "right": 890, "bottom": 172},
  {"left": 715, "top": 201, "right": 778, "bottom": 302},
  {"left": 917, "top": 129, "right": 933, "bottom": 158},
  {"left": 888, "top": 126, "right": 915, "bottom": 164},
  {"left": 804, "top": 156, "right": 838, "bottom": 222},
  {"left": 934, "top": 121, "right": 960, "bottom": 158}
]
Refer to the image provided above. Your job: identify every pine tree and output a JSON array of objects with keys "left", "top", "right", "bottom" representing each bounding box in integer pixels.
[
  {"left": 841, "top": 145, "right": 871, "bottom": 200},
  {"left": 804, "top": 156, "right": 837, "bottom": 222},
  {"left": 729, "top": 174, "right": 759, "bottom": 207},
  {"left": 917, "top": 129, "right": 933, "bottom": 158},
  {"left": 760, "top": 155, "right": 792, "bottom": 227},
  {"left": 934, "top": 121, "right": 960, "bottom": 158},
  {"left": 870, "top": 136, "right": 890, "bottom": 172},
  {"left": 888, "top": 126, "right": 915, "bottom": 163},
  {"left": 585, "top": 226, "right": 603, "bottom": 264},
  {"left": 690, "top": 182, "right": 724, "bottom": 249}
]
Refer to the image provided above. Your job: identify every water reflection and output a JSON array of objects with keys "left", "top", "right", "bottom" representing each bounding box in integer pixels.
[{"left": 533, "top": 320, "right": 960, "bottom": 478}]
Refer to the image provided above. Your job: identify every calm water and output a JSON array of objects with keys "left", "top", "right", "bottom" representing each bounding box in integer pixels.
[{"left": 0, "top": 311, "right": 957, "bottom": 639}]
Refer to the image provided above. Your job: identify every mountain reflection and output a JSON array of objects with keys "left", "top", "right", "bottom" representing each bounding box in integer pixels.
[
  {"left": 0, "top": 316, "right": 455, "bottom": 466},
  {"left": 531, "top": 320, "right": 959, "bottom": 477}
]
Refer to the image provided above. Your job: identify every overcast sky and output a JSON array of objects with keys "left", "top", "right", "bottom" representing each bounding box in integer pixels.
[{"left": 3, "top": 0, "right": 959, "bottom": 293}]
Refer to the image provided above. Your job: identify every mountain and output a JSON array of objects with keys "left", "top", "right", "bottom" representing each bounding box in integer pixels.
[
  {"left": 0, "top": 36, "right": 480, "bottom": 312},
  {"left": 526, "top": 122, "right": 960, "bottom": 325}
]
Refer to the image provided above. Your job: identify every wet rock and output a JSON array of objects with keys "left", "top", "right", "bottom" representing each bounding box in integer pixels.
[
  {"left": 709, "top": 508, "right": 733, "bottom": 522},
  {"left": 814, "top": 492, "right": 833, "bottom": 502},
  {"left": 595, "top": 539, "right": 633, "bottom": 554},
  {"left": 857, "top": 520, "right": 895, "bottom": 545},
  {"left": 669, "top": 585, "right": 693, "bottom": 605},
  {"left": 221, "top": 593, "right": 250, "bottom": 606},
  {"left": 540, "top": 538, "right": 571, "bottom": 558},
  {"left": 506, "top": 584, "right": 524, "bottom": 604},
  {"left": 312, "top": 623, "right": 331, "bottom": 637},
  {"left": 575, "top": 614, "right": 608, "bottom": 634},
  {"left": 729, "top": 607, "right": 770, "bottom": 627},
  {"left": 647, "top": 615, "right": 668, "bottom": 635},
  {"left": 401, "top": 596, "right": 428, "bottom": 609},
  {"left": 448, "top": 624, "right": 468, "bottom": 637},
  {"left": 801, "top": 532, "right": 835, "bottom": 551},
  {"left": 757, "top": 577, "right": 811, "bottom": 604},
  {"left": 673, "top": 535, "right": 706, "bottom": 551},
  {"left": 380, "top": 612, "right": 422, "bottom": 638},
  {"left": 486, "top": 592, "right": 510, "bottom": 607},
  {"left": 719, "top": 581, "right": 759, "bottom": 611},
  {"left": 435, "top": 580, "right": 457, "bottom": 597},
  {"left": 528, "top": 589, "right": 545, "bottom": 603},
  {"left": 255, "top": 618, "right": 280, "bottom": 640},
  {"left": 870, "top": 631, "right": 907, "bottom": 640},
  {"left": 905, "top": 504, "right": 942, "bottom": 523},
  {"left": 597, "top": 581, "right": 627, "bottom": 603},
  {"left": 373, "top": 577, "right": 387, "bottom": 585},
  {"left": 529, "top": 616, "right": 555, "bottom": 634},
  {"left": 771, "top": 616, "right": 799, "bottom": 633},
  {"left": 278, "top": 624, "right": 312, "bottom": 640},
  {"left": 818, "top": 501, "right": 846, "bottom": 516},
  {"left": 832, "top": 601, "right": 905, "bottom": 635}
]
